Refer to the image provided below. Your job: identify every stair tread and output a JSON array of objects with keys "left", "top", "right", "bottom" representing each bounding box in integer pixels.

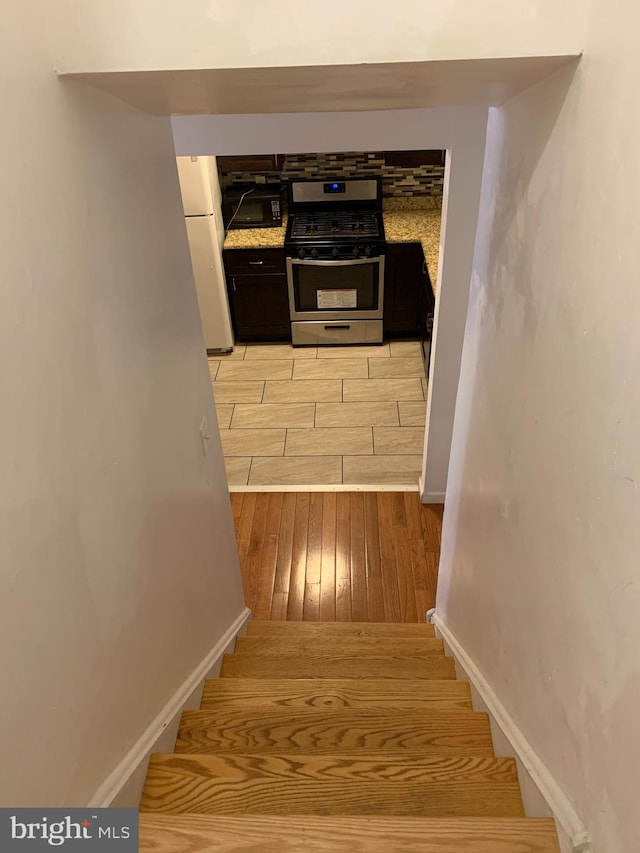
[
  {"left": 176, "top": 708, "right": 493, "bottom": 755},
  {"left": 221, "top": 654, "right": 456, "bottom": 680},
  {"left": 141, "top": 775, "right": 524, "bottom": 818},
  {"left": 138, "top": 622, "right": 559, "bottom": 852},
  {"left": 145, "top": 752, "right": 518, "bottom": 782},
  {"left": 234, "top": 636, "right": 444, "bottom": 656},
  {"left": 201, "top": 678, "right": 472, "bottom": 711},
  {"left": 139, "top": 814, "right": 561, "bottom": 852},
  {"left": 246, "top": 622, "right": 436, "bottom": 638}
]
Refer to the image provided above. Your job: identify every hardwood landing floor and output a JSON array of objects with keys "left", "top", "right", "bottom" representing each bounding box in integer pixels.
[{"left": 230, "top": 492, "right": 442, "bottom": 623}]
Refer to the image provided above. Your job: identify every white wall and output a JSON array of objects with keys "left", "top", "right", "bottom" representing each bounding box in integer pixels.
[
  {"left": 438, "top": 2, "right": 640, "bottom": 850},
  {"left": 48, "top": 0, "right": 582, "bottom": 72},
  {"left": 173, "top": 109, "right": 487, "bottom": 499},
  {"left": 171, "top": 110, "right": 486, "bottom": 158},
  {"left": 0, "top": 3, "right": 245, "bottom": 806}
]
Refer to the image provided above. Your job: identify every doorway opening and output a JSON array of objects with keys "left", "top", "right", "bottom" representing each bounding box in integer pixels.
[{"left": 177, "top": 147, "right": 448, "bottom": 491}]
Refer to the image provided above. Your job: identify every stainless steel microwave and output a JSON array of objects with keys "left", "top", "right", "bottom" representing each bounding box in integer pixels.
[{"left": 222, "top": 184, "right": 282, "bottom": 229}]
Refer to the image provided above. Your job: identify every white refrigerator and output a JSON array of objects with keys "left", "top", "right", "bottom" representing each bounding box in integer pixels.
[{"left": 177, "top": 155, "right": 234, "bottom": 353}]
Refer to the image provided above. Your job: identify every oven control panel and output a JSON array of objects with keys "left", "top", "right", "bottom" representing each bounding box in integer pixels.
[
  {"left": 323, "top": 181, "right": 346, "bottom": 194},
  {"left": 291, "top": 179, "right": 379, "bottom": 204}
]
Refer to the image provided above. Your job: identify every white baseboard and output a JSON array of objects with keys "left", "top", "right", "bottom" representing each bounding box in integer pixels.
[
  {"left": 418, "top": 474, "right": 446, "bottom": 504},
  {"left": 230, "top": 484, "right": 419, "bottom": 493},
  {"left": 420, "top": 490, "right": 446, "bottom": 503},
  {"left": 433, "top": 614, "right": 591, "bottom": 853},
  {"left": 88, "top": 606, "right": 252, "bottom": 808}
]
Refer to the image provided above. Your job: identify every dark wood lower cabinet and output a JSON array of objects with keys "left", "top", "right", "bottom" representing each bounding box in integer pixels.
[
  {"left": 384, "top": 243, "right": 430, "bottom": 339},
  {"left": 224, "top": 249, "right": 291, "bottom": 342},
  {"left": 222, "top": 243, "right": 435, "bottom": 345},
  {"left": 227, "top": 273, "right": 291, "bottom": 342}
]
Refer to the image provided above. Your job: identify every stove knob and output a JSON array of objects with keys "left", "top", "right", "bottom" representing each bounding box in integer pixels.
[
  {"left": 352, "top": 246, "right": 360, "bottom": 257},
  {"left": 332, "top": 247, "right": 339, "bottom": 258},
  {"left": 364, "top": 246, "right": 372, "bottom": 257},
  {"left": 298, "top": 248, "right": 306, "bottom": 259},
  {"left": 311, "top": 248, "right": 319, "bottom": 259}
]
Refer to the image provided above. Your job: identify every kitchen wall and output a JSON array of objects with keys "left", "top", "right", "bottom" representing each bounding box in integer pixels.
[
  {"left": 438, "top": 2, "right": 638, "bottom": 850},
  {"left": 0, "top": 1, "right": 245, "bottom": 806},
  {"left": 220, "top": 152, "right": 445, "bottom": 200}
]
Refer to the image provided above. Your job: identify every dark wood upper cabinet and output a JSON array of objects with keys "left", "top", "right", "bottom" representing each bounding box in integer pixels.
[
  {"left": 384, "top": 150, "right": 445, "bottom": 168},
  {"left": 218, "top": 151, "right": 445, "bottom": 176},
  {"left": 217, "top": 155, "right": 280, "bottom": 174}
]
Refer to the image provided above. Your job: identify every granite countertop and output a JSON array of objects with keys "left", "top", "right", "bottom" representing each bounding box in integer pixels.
[
  {"left": 223, "top": 216, "right": 288, "bottom": 250},
  {"left": 222, "top": 203, "right": 442, "bottom": 294},
  {"left": 383, "top": 203, "right": 442, "bottom": 294}
]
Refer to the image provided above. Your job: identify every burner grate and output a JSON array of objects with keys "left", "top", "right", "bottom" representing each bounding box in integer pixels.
[{"left": 290, "top": 211, "right": 380, "bottom": 239}]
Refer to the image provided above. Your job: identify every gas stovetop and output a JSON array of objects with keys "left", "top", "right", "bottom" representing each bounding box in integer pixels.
[
  {"left": 285, "top": 210, "right": 385, "bottom": 259},
  {"left": 285, "top": 178, "right": 385, "bottom": 259},
  {"left": 289, "top": 211, "right": 381, "bottom": 241}
]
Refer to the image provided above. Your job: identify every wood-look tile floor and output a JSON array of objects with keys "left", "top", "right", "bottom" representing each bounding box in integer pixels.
[
  {"left": 210, "top": 342, "right": 427, "bottom": 487},
  {"left": 230, "top": 491, "right": 442, "bottom": 623}
]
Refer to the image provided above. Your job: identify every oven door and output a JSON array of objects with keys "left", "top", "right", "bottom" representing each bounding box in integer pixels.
[{"left": 287, "top": 256, "right": 385, "bottom": 321}]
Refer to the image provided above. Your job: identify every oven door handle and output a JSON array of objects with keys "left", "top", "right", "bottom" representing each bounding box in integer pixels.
[{"left": 289, "top": 257, "right": 381, "bottom": 267}]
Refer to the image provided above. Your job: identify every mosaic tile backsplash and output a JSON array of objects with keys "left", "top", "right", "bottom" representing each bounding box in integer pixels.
[{"left": 221, "top": 151, "right": 445, "bottom": 199}]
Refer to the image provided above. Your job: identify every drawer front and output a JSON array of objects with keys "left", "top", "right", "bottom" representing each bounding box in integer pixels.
[
  {"left": 224, "top": 249, "right": 286, "bottom": 275},
  {"left": 292, "top": 320, "right": 383, "bottom": 346}
]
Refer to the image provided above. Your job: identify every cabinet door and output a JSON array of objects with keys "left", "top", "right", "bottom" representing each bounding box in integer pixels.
[
  {"left": 228, "top": 273, "right": 291, "bottom": 342},
  {"left": 217, "top": 154, "right": 279, "bottom": 174},
  {"left": 384, "top": 150, "right": 445, "bottom": 168},
  {"left": 419, "top": 260, "right": 436, "bottom": 373},
  {"left": 383, "top": 243, "right": 426, "bottom": 338}
]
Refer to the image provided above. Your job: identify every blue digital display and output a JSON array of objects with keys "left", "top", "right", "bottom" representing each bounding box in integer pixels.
[{"left": 324, "top": 181, "right": 346, "bottom": 194}]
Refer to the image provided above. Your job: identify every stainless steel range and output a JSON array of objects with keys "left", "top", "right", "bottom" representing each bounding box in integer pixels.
[{"left": 284, "top": 179, "right": 385, "bottom": 346}]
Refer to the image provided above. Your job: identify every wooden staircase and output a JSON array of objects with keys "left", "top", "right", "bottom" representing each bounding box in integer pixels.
[{"left": 139, "top": 622, "right": 560, "bottom": 851}]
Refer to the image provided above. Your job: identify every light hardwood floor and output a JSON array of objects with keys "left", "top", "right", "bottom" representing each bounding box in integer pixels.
[{"left": 230, "top": 491, "right": 442, "bottom": 622}]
